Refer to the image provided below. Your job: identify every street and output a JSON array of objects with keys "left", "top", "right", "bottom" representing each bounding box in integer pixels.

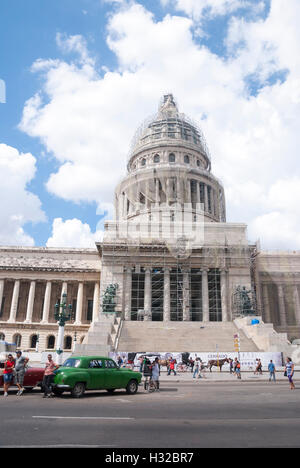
[{"left": 0, "top": 378, "right": 300, "bottom": 448}]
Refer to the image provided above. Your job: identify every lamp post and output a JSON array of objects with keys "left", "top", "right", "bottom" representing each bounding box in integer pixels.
[
  {"left": 73, "top": 331, "right": 77, "bottom": 352},
  {"left": 54, "top": 293, "right": 73, "bottom": 365}
]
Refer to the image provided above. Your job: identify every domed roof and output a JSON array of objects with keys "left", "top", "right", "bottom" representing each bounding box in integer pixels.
[{"left": 128, "top": 94, "right": 210, "bottom": 164}]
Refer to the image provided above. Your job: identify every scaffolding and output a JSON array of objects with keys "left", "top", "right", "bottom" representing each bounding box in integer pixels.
[{"left": 99, "top": 238, "right": 257, "bottom": 323}]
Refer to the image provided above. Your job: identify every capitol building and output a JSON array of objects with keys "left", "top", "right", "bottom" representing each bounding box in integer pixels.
[{"left": 1, "top": 95, "right": 300, "bottom": 358}]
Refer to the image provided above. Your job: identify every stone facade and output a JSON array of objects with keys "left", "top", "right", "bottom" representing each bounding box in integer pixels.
[
  {"left": 0, "top": 247, "right": 100, "bottom": 351},
  {"left": 1, "top": 94, "right": 300, "bottom": 355}
]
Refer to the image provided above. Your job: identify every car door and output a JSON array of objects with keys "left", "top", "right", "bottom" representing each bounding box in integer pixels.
[
  {"left": 104, "top": 359, "right": 124, "bottom": 389},
  {"left": 87, "top": 359, "right": 107, "bottom": 390}
]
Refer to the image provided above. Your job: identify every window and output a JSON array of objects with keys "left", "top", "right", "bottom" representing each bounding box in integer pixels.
[
  {"left": 13, "top": 334, "right": 22, "bottom": 347},
  {"left": 47, "top": 335, "right": 55, "bottom": 349},
  {"left": 64, "top": 336, "right": 72, "bottom": 350},
  {"left": 62, "top": 358, "right": 81, "bottom": 368},
  {"left": 184, "top": 155, "right": 190, "bottom": 164},
  {"left": 0, "top": 333, "right": 5, "bottom": 340},
  {"left": 87, "top": 300, "right": 93, "bottom": 321},
  {"left": 141, "top": 158, "right": 146, "bottom": 166},
  {"left": 105, "top": 360, "right": 117, "bottom": 369},
  {"left": 197, "top": 159, "right": 201, "bottom": 167},
  {"left": 169, "top": 153, "right": 175, "bottom": 163},
  {"left": 30, "top": 335, "right": 38, "bottom": 349},
  {"left": 89, "top": 359, "right": 104, "bottom": 369},
  {"left": 153, "top": 154, "right": 160, "bottom": 163}
]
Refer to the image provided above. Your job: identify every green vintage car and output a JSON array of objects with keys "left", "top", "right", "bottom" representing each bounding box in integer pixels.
[{"left": 52, "top": 356, "right": 142, "bottom": 398}]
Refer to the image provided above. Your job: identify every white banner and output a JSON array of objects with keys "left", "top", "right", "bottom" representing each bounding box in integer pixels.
[{"left": 109, "top": 351, "right": 283, "bottom": 370}]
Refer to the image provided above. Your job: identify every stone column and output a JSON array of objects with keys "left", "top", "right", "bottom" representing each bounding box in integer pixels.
[
  {"left": 124, "top": 268, "right": 132, "bottom": 321},
  {"left": 221, "top": 270, "right": 228, "bottom": 322},
  {"left": 144, "top": 268, "right": 152, "bottom": 320},
  {"left": 25, "top": 280, "right": 36, "bottom": 323},
  {"left": 8, "top": 279, "right": 20, "bottom": 323},
  {"left": 41, "top": 281, "right": 52, "bottom": 323},
  {"left": 182, "top": 269, "right": 190, "bottom": 321},
  {"left": 186, "top": 180, "right": 191, "bottom": 203},
  {"left": 196, "top": 182, "right": 200, "bottom": 211},
  {"left": 201, "top": 269, "right": 209, "bottom": 322},
  {"left": 163, "top": 268, "right": 171, "bottom": 321},
  {"left": 155, "top": 179, "right": 160, "bottom": 204},
  {"left": 262, "top": 283, "right": 271, "bottom": 323},
  {"left": 92, "top": 282, "right": 100, "bottom": 323},
  {"left": 61, "top": 282, "right": 68, "bottom": 301},
  {"left": 0, "top": 279, "right": 4, "bottom": 315},
  {"left": 74, "top": 282, "right": 84, "bottom": 325},
  {"left": 277, "top": 284, "right": 287, "bottom": 327},
  {"left": 204, "top": 184, "right": 209, "bottom": 213},
  {"left": 293, "top": 284, "right": 300, "bottom": 325}
]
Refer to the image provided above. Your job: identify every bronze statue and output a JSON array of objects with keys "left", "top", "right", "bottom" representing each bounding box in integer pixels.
[{"left": 102, "top": 284, "right": 118, "bottom": 313}]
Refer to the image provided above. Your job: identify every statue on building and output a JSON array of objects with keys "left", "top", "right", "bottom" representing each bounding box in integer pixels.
[
  {"left": 233, "top": 286, "right": 255, "bottom": 316},
  {"left": 102, "top": 284, "right": 118, "bottom": 313}
]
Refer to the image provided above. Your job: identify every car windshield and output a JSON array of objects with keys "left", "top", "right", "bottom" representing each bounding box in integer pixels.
[{"left": 62, "top": 358, "right": 81, "bottom": 368}]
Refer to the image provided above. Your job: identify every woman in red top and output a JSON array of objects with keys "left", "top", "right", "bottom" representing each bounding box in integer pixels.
[{"left": 3, "top": 354, "right": 15, "bottom": 397}]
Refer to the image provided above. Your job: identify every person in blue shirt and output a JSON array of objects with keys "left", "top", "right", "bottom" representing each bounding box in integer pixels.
[{"left": 268, "top": 360, "right": 276, "bottom": 382}]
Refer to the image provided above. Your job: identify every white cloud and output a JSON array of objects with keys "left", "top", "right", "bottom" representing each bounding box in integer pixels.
[
  {"left": 0, "top": 143, "right": 46, "bottom": 246},
  {"left": 46, "top": 218, "right": 103, "bottom": 248},
  {"left": 161, "top": 0, "right": 256, "bottom": 20},
  {"left": 19, "top": 0, "right": 300, "bottom": 249}
]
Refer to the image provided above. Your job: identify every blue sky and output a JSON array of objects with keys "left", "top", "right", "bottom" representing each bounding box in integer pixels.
[{"left": 0, "top": 0, "right": 300, "bottom": 249}]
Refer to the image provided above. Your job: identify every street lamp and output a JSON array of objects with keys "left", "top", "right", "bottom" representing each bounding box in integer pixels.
[{"left": 54, "top": 293, "right": 73, "bottom": 365}]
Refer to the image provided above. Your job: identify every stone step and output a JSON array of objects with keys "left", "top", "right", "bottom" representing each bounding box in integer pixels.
[{"left": 117, "top": 321, "right": 259, "bottom": 352}]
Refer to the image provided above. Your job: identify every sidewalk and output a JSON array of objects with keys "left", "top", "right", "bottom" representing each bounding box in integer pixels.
[{"left": 157, "top": 368, "right": 298, "bottom": 382}]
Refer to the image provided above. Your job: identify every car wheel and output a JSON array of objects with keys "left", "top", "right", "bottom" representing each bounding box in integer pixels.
[
  {"left": 71, "top": 382, "right": 86, "bottom": 398},
  {"left": 126, "top": 379, "right": 138, "bottom": 395}
]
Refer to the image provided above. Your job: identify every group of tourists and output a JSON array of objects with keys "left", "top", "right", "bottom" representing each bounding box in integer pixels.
[{"left": 2, "top": 352, "right": 59, "bottom": 398}]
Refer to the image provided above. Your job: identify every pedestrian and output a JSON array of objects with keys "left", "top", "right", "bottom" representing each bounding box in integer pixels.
[
  {"left": 189, "top": 357, "right": 194, "bottom": 373},
  {"left": 193, "top": 358, "right": 200, "bottom": 378},
  {"left": 268, "top": 360, "right": 276, "bottom": 382},
  {"left": 235, "top": 359, "right": 241, "bottom": 379},
  {"left": 254, "top": 358, "right": 263, "bottom": 375},
  {"left": 43, "top": 354, "right": 59, "bottom": 398},
  {"left": 284, "top": 357, "right": 295, "bottom": 390},
  {"left": 3, "top": 354, "right": 15, "bottom": 397},
  {"left": 233, "top": 357, "right": 238, "bottom": 375},
  {"left": 117, "top": 355, "right": 123, "bottom": 367},
  {"left": 152, "top": 357, "right": 160, "bottom": 391},
  {"left": 14, "top": 351, "right": 29, "bottom": 396},
  {"left": 139, "top": 356, "right": 144, "bottom": 373},
  {"left": 168, "top": 358, "right": 177, "bottom": 376},
  {"left": 229, "top": 358, "right": 234, "bottom": 375}
]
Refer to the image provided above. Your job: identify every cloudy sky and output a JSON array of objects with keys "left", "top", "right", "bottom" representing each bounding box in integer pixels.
[{"left": 0, "top": 0, "right": 299, "bottom": 250}]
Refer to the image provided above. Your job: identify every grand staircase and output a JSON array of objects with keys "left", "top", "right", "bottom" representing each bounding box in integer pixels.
[{"left": 116, "top": 321, "right": 259, "bottom": 352}]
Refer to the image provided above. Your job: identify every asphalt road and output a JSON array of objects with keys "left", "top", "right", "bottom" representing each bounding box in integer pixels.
[{"left": 1, "top": 380, "right": 300, "bottom": 448}]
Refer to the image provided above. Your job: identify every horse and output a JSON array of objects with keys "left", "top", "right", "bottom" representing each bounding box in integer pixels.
[{"left": 208, "top": 357, "right": 229, "bottom": 372}]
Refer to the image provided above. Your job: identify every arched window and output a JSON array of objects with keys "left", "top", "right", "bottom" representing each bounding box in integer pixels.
[
  {"left": 13, "top": 334, "right": 22, "bottom": 347},
  {"left": 141, "top": 158, "right": 146, "bottom": 166},
  {"left": 184, "top": 155, "right": 190, "bottom": 164},
  {"left": 197, "top": 159, "right": 201, "bottom": 167},
  {"left": 169, "top": 153, "right": 175, "bottom": 163},
  {"left": 0, "top": 332, "right": 5, "bottom": 340},
  {"left": 30, "top": 335, "right": 38, "bottom": 349},
  {"left": 47, "top": 335, "right": 55, "bottom": 349},
  {"left": 64, "top": 336, "right": 72, "bottom": 350},
  {"left": 153, "top": 154, "right": 160, "bottom": 163}
]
